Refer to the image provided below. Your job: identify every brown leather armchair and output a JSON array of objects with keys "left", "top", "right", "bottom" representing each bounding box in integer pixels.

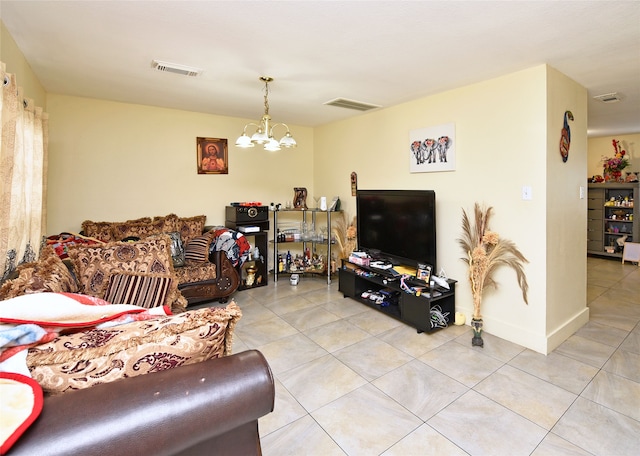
[{"left": 8, "top": 350, "right": 275, "bottom": 456}]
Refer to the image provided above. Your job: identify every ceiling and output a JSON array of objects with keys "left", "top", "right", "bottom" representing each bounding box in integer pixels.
[{"left": 2, "top": 1, "right": 639, "bottom": 137}]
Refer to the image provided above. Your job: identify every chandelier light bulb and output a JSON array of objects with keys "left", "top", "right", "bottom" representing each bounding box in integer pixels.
[
  {"left": 235, "top": 133, "right": 254, "bottom": 148},
  {"left": 265, "top": 137, "right": 281, "bottom": 151},
  {"left": 250, "top": 129, "right": 269, "bottom": 144},
  {"left": 279, "top": 131, "right": 297, "bottom": 148}
]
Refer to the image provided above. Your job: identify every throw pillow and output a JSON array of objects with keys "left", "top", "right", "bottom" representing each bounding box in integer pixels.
[
  {"left": 82, "top": 217, "right": 152, "bottom": 243},
  {"left": 176, "top": 215, "right": 207, "bottom": 245},
  {"left": 184, "top": 233, "right": 214, "bottom": 263},
  {"left": 0, "top": 247, "right": 78, "bottom": 300},
  {"left": 152, "top": 214, "right": 206, "bottom": 245},
  {"left": 81, "top": 220, "right": 116, "bottom": 243},
  {"left": 67, "top": 235, "right": 184, "bottom": 312},
  {"left": 154, "top": 213, "right": 180, "bottom": 233},
  {"left": 110, "top": 219, "right": 165, "bottom": 242},
  {"left": 103, "top": 271, "right": 172, "bottom": 309},
  {"left": 82, "top": 217, "right": 151, "bottom": 242},
  {"left": 27, "top": 302, "right": 242, "bottom": 395},
  {"left": 167, "top": 231, "right": 185, "bottom": 267}
]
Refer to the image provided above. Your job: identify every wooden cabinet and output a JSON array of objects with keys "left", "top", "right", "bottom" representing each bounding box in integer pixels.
[{"left": 587, "top": 183, "right": 639, "bottom": 258}]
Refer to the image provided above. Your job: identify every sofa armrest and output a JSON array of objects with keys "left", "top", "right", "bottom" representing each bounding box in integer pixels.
[{"left": 9, "top": 350, "right": 275, "bottom": 456}]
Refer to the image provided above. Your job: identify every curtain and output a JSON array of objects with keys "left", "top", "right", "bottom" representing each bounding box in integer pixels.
[{"left": 0, "top": 61, "right": 48, "bottom": 280}]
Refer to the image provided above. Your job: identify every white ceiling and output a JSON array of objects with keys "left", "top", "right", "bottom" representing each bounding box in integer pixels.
[{"left": 2, "top": 1, "right": 639, "bottom": 137}]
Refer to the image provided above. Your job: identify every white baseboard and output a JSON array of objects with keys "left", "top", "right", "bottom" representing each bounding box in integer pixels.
[
  {"left": 545, "top": 307, "right": 591, "bottom": 353},
  {"left": 475, "top": 307, "right": 590, "bottom": 355}
]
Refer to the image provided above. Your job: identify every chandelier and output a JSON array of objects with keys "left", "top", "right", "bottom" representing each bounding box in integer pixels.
[{"left": 235, "top": 76, "right": 297, "bottom": 151}]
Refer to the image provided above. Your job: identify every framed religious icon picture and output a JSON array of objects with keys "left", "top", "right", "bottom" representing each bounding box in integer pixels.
[{"left": 197, "top": 137, "right": 228, "bottom": 174}]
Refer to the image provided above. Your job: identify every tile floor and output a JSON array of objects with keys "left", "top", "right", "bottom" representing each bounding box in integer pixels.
[{"left": 221, "top": 257, "right": 639, "bottom": 455}]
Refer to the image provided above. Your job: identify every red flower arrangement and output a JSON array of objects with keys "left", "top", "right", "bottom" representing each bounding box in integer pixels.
[{"left": 602, "top": 139, "right": 629, "bottom": 181}]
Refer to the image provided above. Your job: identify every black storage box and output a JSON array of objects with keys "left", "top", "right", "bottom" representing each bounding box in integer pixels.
[{"left": 225, "top": 206, "right": 269, "bottom": 223}]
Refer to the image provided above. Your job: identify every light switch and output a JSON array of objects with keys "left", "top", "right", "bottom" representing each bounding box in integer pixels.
[
  {"left": 522, "top": 186, "right": 532, "bottom": 201},
  {"left": 580, "top": 186, "right": 585, "bottom": 199}
]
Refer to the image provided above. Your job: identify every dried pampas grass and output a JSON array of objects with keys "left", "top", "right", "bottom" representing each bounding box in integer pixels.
[
  {"left": 332, "top": 213, "right": 357, "bottom": 260},
  {"left": 458, "top": 203, "right": 529, "bottom": 319}
]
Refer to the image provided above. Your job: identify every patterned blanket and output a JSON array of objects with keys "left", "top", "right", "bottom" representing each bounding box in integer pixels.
[
  {"left": 0, "top": 293, "right": 169, "bottom": 372},
  {"left": 46, "top": 232, "right": 103, "bottom": 259}
]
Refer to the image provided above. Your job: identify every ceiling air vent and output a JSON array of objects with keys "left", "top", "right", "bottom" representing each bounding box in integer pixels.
[
  {"left": 152, "top": 60, "right": 202, "bottom": 77},
  {"left": 324, "top": 98, "right": 381, "bottom": 112},
  {"left": 593, "top": 92, "right": 622, "bottom": 103}
]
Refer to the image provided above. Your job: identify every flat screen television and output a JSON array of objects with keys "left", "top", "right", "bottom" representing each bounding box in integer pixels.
[{"left": 356, "top": 189, "right": 436, "bottom": 271}]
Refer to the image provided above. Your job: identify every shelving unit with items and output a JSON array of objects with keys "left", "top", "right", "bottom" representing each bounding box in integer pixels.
[
  {"left": 271, "top": 208, "right": 339, "bottom": 284},
  {"left": 225, "top": 206, "right": 269, "bottom": 290},
  {"left": 587, "top": 183, "right": 639, "bottom": 258}
]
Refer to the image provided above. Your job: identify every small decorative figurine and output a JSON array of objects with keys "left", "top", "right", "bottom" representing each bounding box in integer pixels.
[
  {"left": 293, "top": 187, "right": 308, "bottom": 209},
  {"left": 245, "top": 266, "right": 258, "bottom": 287},
  {"left": 351, "top": 172, "right": 358, "bottom": 196}
]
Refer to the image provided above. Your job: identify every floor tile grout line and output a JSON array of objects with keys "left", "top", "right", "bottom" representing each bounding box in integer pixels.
[{"left": 246, "top": 258, "right": 637, "bottom": 455}]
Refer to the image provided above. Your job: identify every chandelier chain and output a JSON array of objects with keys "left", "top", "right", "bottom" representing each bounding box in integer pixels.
[{"left": 263, "top": 80, "right": 270, "bottom": 116}]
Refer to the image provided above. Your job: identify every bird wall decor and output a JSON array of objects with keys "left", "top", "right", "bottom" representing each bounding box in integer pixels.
[{"left": 559, "top": 110, "right": 574, "bottom": 163}]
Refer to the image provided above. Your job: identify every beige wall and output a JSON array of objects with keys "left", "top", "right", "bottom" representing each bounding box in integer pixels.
[
  {"left": 0, "top": 22, "right": 46, "bottom": 107},
  {"left": 45, "top": 94, "right": 314, "bottom": 233},
  {"left": 315, "top": 65, "right": 589, "bottom": 353},
  {"left": 544, "top": 67, "right": 590, "bottom": 350},
  {"left": 3, "top": 21, "right": 599, "bottom": 353},
  {"left": 588, "top": 133, "right": 640, "bottom": 178}
]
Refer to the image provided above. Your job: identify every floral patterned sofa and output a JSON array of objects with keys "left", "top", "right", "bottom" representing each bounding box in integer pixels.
[
  {"left": 0, "top": 229, "right": 246, "bottom": 391},
  {"left": 75, "top": 213, "right": 249, "bottom": 307},
  {"left": 2, "top": 214, "right": 251, "bottom": 313}
]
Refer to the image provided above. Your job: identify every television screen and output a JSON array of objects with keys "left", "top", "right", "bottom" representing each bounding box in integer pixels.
[{"left": 356, "top": 189, "right": 436, "bottom": 270}]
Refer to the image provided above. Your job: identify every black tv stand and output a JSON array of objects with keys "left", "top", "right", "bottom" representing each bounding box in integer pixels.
[{"left": 338, "top": 259, "right": 456, "bottom": 333}]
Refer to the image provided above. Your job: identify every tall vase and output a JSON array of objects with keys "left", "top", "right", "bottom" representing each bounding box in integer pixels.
[{"left": 471, "top": 318, "right": 484, "bottom": 347}]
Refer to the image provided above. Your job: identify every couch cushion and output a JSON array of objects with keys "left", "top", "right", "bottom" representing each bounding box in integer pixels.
[
  {"left": 184, "top": 233, "right": 214, "bottom": 263},
  {"left": 103, "top": 271, "right": 172, "bottom": 309},
  {"left": 110, "top": 219, "right": 165, "bottom": 242},
  {"left": 174, "top": 262, "right": 217, "bottom": 285},
  {"left": 155, "top": 214, "right": 207, "bottom": 244},
  {"left": 176, "top": 215, "right": 207, "bottom": 245},
  {"left": 153, "top": 213, "right": 180, "bottom": 233},
  {"left": 80, "top": 221, "right": 115, "bottom": 243},
  {"left": 26, "top": 302, "right": 242, "bottom": 395},
  {"left": 82, "top": 218, "right": 152, "bottom": 243},
  {"left": 0, "top": 247, "right": 78, "bottom": 301},
  {"left": 66, "top": 235, "right": 185, "bottom": 313}
]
